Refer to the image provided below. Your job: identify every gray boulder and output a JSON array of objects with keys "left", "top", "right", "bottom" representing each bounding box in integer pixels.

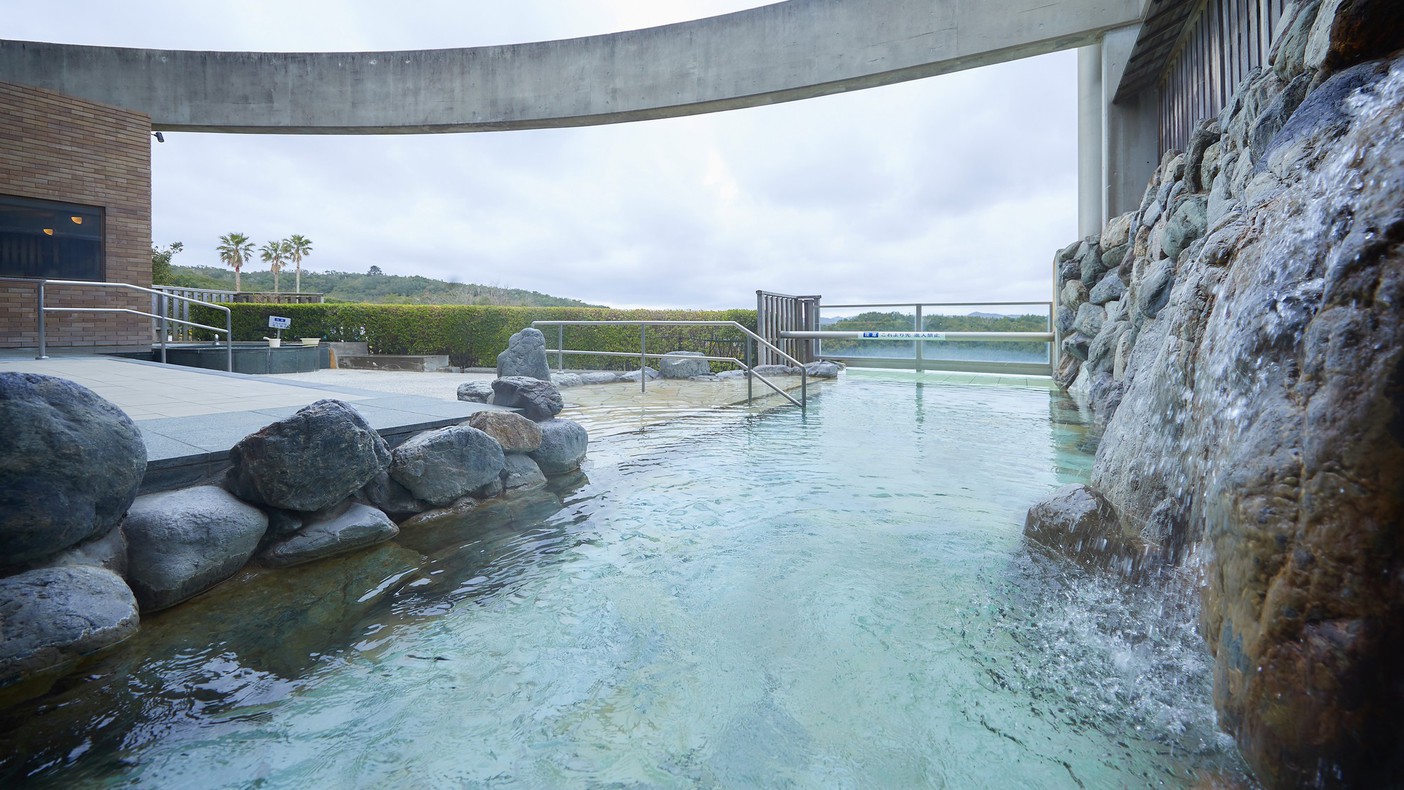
[
  {"left": 226, "top": 399, "right": 391, "bottom": 513},
  {"left": 359, "top": 471, "right": 430, "bottom": 519},
  {"left": 619, "top": 366, "right": 660, "bottom": 382},
  {"left": 0, "top": 565, "right": 138, "bottom": 688},
  {"left": 490, "top": 376, "right": 563, "bottom": 422},
  {"left": 495, "top": 328, "right": 551, "bottom": 381},
  {"left": 466, "top": 410, "right": 543, "bottom": 452},
  {"left": 529, "top": 418, "right": 589, "bottom": 475},
  {"left": 578, "top": 371, "right": 627, "bottom": 385},
  {"left": 260, "top": 502, "right": 398, "bottom": 568},
  {"left": 804, "top": 361, "right": 841, "bottom": 378},
  {"left": 1072, "top": 302, "right": 1107, "bottom": 338},
  {"left": 390, "top": 425, "right": 505, "bottom": 506},
  {"left": 49, "top": 524, "right": 128, "bottom": 577},
  {"left": 124, "top": 486, "right": 269, "bottom": 611},
  {"left": 1024, "top": 484, "right": 1152, "bottom": 578},
  {"left": 1088, "top": 273, "right": 1126, "bottom": 305},
  {"left": 660, "top": 351, "right": 711, "bottom": 379},
  {"left": 501, "top": 453, "right": 547, "bottom": 490},
  {"left": 1162, "top": 195, "right": 1209, "bottom": 261},
  {"left": 0, "top": 373, "right": 147, "bottom": 566},
  {"left": 456, "top": 381, "right": 493, "bottom": 403}
]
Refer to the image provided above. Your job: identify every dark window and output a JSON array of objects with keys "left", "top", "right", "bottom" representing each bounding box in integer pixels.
[{"left": 0, "top": 195, "right": 104, "bottom": 281}]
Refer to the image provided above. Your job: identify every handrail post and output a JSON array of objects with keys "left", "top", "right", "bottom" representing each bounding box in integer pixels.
[
  {"left": 35, "top": 280, "right": 48, "bottom": 359},
  {"left": 557, "top": 325, "right": 564, "bottom": 372},
  {"left": 640, "top": 325, "right": 647, "bottom": 394},
  {"left": 746, "top": 336, "right": 753, "bottom": 404},
  {"left": 225, "top": 307, "right": 233, "bottom": 373},
  {"left": 914, "top": 303, "right": 924, "bottom": 374},
  {"left": 159, "top": 293, "right": 168, "bottom": 364}
]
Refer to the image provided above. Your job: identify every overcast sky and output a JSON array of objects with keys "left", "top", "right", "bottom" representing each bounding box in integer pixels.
[{"left": 9, "top": 1, "right": 1078, "bottom": 310}]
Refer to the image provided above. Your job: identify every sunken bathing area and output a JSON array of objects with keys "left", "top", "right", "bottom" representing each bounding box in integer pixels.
[{"left": 2, "top": 1, "right": 1403, "bottom": 787}]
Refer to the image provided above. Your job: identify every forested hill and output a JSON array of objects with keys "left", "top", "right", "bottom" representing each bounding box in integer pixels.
[{"left": 160, "top": 265, "right": 603, "bottom": 307}]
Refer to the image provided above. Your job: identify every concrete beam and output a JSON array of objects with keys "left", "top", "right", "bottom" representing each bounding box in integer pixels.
[
  {"left": 1077, "top": 43, "right": 1104, "bottom": 238},
  {"left": 0, "top": 0, "right": 1143, "bottom": 134}
]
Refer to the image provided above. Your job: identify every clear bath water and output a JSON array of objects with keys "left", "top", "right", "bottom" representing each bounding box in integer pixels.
[{"left": 1, "top": 371, "right": 1251, "bottom": 787}]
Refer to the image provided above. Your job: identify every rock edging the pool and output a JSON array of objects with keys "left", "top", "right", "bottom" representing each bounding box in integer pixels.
[
  {"left": 0, "top": 372, "right": 588, "bottom": 705},
  {"left": 1026, "top": 3, "right": 1404, "bottom": 785}
]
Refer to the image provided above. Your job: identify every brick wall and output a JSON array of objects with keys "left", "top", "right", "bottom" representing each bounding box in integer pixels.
[{"left": 0, "top": 81, "right": 152, "bottom": 349}]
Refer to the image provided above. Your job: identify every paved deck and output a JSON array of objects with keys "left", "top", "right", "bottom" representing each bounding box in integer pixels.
[{"left": 0, "top": 356, "right": 501, "bottom": 492}]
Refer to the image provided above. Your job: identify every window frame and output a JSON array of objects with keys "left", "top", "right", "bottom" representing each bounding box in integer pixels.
[{"left": 0, "top": 193, "right": 106, "bottom": 282}]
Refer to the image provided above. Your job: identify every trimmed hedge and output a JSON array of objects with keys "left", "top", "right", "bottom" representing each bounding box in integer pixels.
[{"left": 191, "top": 303, "right": 759, "bottom": 369}]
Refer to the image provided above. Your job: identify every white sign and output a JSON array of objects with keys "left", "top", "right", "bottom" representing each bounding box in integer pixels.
[
  {"left": 268, "top": 316, "right": 292, "bottom": 330},
  {"left": 860, "top": 331, "right": 946, "bottom": 340}
]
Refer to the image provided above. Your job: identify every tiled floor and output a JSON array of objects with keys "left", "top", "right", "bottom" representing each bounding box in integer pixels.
[{"left": 0, "top": 357, "right": 499, "bottom": 473}]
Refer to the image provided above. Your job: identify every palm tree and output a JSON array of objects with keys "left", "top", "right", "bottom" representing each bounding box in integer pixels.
[
  {"left": 286, "top": 234, "right": 313, "bottom": 294},
  {"left": 260, "top": 239, "right": 289, "bottom": 294},
  {"left": 217, "top": 232, "right": 254, "bottom": 292}
]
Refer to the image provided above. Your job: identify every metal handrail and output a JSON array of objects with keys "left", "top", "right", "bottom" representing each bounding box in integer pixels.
[
  {"left": 531, "top": 319, "right": 808, "bottom": 409},
  {"left": 0, "top": 277, "right": 234, "bottom": 371},
  {"left": 807, "top": 300, "right": 1056, "bottom": 376}
]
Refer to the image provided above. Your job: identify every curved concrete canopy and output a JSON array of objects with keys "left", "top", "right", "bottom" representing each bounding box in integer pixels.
[{"left": 0, "top": 0, "right": 1142, "bottom": 134}]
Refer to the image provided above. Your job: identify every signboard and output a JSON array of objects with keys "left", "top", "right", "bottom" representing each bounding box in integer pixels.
[
  {"left": 860, "top": 331, "right": 946, "bottom": 340},
  {"left": 268, "top": 316, "right": 292, "bottom": 330}
]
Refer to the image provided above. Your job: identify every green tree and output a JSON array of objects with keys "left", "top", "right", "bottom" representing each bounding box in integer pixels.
[
  {"left": 217, "top": 232, "right": 254, "bottom": 292},
  {"left": 259, "top": 239, "right": 290, "bottom": 293},
  {"left": 286, "top": 234, "right": 313, "bottom": 293},
  {"left": 151, "top": 241, "right": 183, "bottom": 285},
  {"left": 367, "top": 265, "right": 383, "bottom": 276}
]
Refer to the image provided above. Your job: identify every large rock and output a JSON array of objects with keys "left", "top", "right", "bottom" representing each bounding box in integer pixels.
[
  {"left": 123, "top": 486, "right": 269, "bottom": 611},
  {"left": 500, "top": 453, "right": 547, "bottom": 490},
  {"left": 495, "top": 328, "right": 551, "bottom": 381},
  {"left": 529, "top": 418, "right": 589, "bottom": 475},
  {"left": 1305, "top": 0, "right": 1404, "bottom": 73},
  {"left": 226, "top": 399, "right": 390, "bottom": 512},
  {"left": 0, "top": 566, "right": 138, "bottom": 689},
  {"left": 1088, "top": 272, "right": 1126, "bottom": 305},
  {"left": 260, "top": 502, "right": 398, "bottom": 568},
  {"left": 1072, "top": 302, "right": 1106, "bottom": 338},
  {"left": 0, "top": 373, "right": 146, "bottom": 566},
  {"left": 490, "top": 376, "right": 563, "bottom": 422},
  {"left": 456, "top": 380, "right": 493, "bottom": 403},
  {"left": 466, "top": 410, "right": 542, "bottom": 452},
  {"left": 390, "top": 425, "right": 505, "bottom": 506},
  {"left": 659, "top": 351, "right": 711, "bottom": 379},
  {"left": 1023, "top": 484, "right": 1152, "bottom": 577},
  {"left": 1087, "top": 54, "right": 1404, "bottom": 787},
  {"left": 804, "top": 360, "right": 841, "bottom": 378},
  {"left": 358, "top": 470, "right": 430, "bottom": 518}
]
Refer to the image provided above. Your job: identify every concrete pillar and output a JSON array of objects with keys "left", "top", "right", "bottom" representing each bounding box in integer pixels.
[
  {"left": 1077, "top": 43, "right": 1104, "bottom": 238},
  {"left": 1101, "top": 24, "right": 1161, "bottom": 221}
]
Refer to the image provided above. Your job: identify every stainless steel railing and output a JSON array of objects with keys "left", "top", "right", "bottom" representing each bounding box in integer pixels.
[
  {"left": 1, "top": 277, "right": 234, "bottom": 371},
  {"left": 531, "top": 319, "right": 808, "bottom": 409},
  {"left": 792, "top": 300, "right": 1056, "bottom": 377}
]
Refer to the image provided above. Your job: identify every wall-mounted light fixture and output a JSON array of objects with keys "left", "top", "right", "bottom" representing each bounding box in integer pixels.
[
  {"left": 153, "top": 131, "right": 165, "bottom": 143},
  {"left": 42, "top": 228, "right": 54, "bottom": 236},
  {"left": 70, "top": 216, "right": 83, "bottom": 225}
]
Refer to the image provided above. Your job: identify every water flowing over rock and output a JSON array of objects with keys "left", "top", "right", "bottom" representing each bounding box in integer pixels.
[
  {"left": 465, "top": 411, "right": 542, "bottom": 453},
  {"left": 0, "top": 566, "right": 138, "bottom": 691},
  {"left": 660, "top": 351, "right": 711, "bottom": 379},
  {"left": 529, "top": 418, "right": 588, "bottom": 475},
  {"left": 495, "top": 328, "right": 551, "bottom": 381},
  {"left": 123, "top": 486, "right": 269, "bottom": 611},
  {"left": 260, "top": 502, "right": 398, "bottom": 568},
  {"left": 0, "top": 373, "right": 146, "bottom": 567},
  {"left": 226, "top": 399, "right": 391, "bottom": 513},
  {"left": 490, "top": 376, "right": 564, "bottom": 422},
  {"left": 1040, "top": 22, "right": 1404, "bottom": 784},
  {"left": 389, "top": 425, "right": 505, "bottom": 507}
]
